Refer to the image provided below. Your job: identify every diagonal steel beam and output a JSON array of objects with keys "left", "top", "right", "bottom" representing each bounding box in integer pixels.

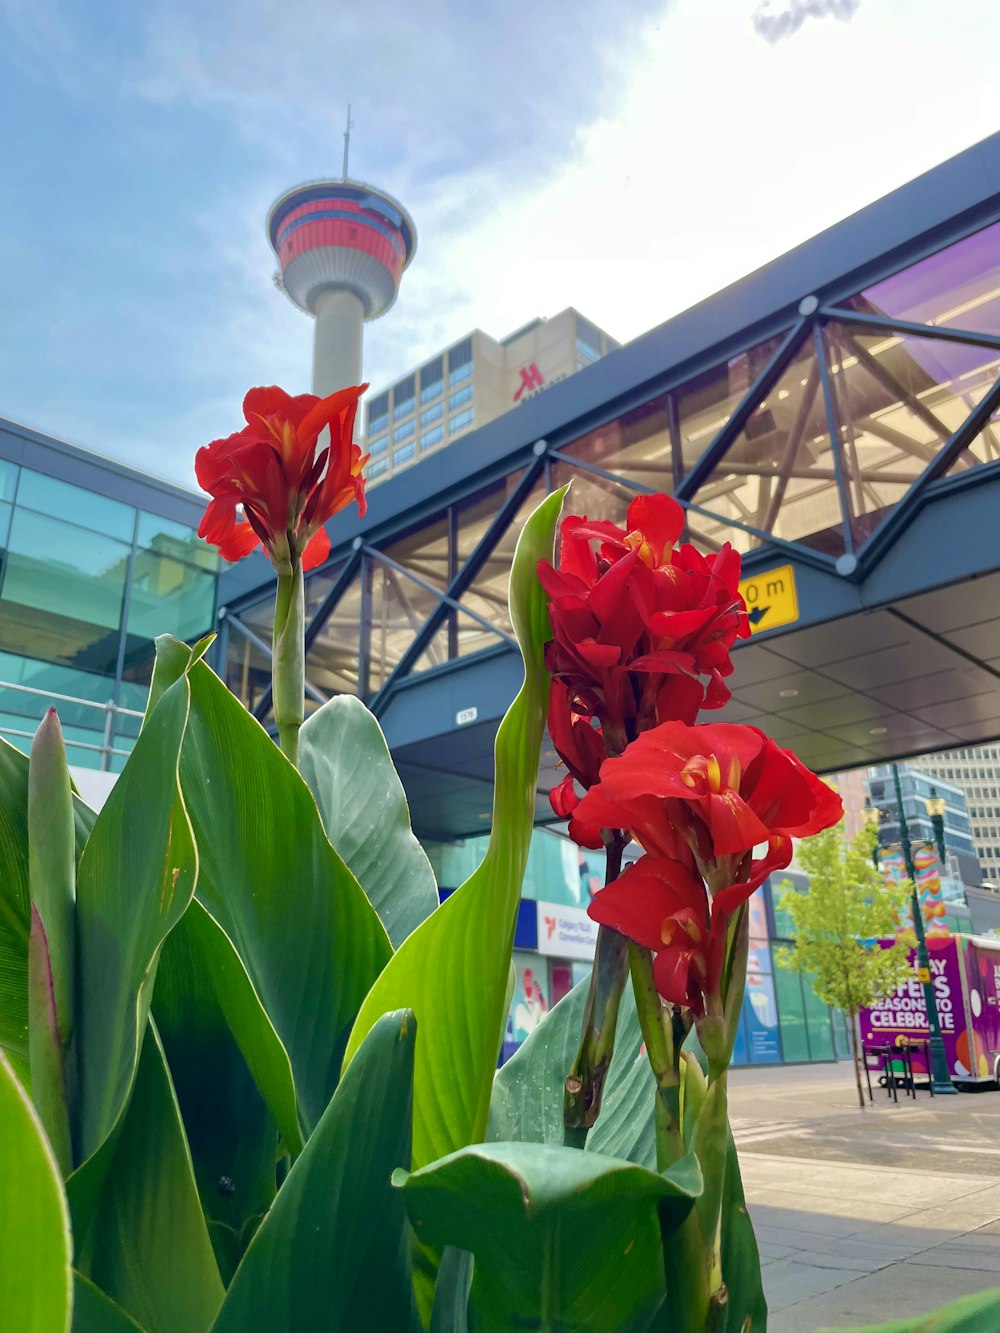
[
  {"left": 368, "top": 454, "right": 546, "bottom": 714},
  {"left": 819, "top": 305, "right": 1000, "bottom": 354},
  {"left": 857, "top": 371, "right": 1000, "bottom": 567},
  {"left": 676, "top": 320, "right": 807, "bottom": 501}
]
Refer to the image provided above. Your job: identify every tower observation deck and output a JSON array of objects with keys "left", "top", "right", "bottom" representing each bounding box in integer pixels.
[{"left": 267, "top": 177, "right": 417, "bottom": 396}]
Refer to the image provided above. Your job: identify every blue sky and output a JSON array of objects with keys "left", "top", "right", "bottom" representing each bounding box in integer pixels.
[{"left": 2, "top": 0, "right": 999, "bottom": 490}]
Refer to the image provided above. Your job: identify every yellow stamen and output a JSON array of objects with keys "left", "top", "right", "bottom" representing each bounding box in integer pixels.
[{"left": 706, "top": 754, "right": 722, "bottom": 792}]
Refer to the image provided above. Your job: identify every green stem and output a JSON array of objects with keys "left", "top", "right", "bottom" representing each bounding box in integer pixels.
[
  {"left": 627, "top": 941, "right": 685, "bottom": 1170},
  {"left": 273, "top": 562, "right": 305, "bottom": 767},
  {"left": 563, "top": 835, "right": 630, "bottom": 1145}
]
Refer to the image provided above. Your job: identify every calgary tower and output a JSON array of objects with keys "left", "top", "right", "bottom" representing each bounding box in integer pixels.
[{"left": 267, "top": 111, "right": 417, "bottom": 395}]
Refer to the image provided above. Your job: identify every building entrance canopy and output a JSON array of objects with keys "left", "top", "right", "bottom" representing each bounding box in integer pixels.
[{"left": 219, "top": 135, "right": 1000, "bottom": 840}]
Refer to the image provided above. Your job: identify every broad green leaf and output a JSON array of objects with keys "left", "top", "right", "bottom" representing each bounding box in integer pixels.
[
  {"left": 147, "top": 639, "right": 392, "bottom": 1133},
  {"left": 84, "top": 1022, "right": 224, "bottom": 1333},
  {"left": 718, "top": 1126, "right": 766, "bottom": 1333},
  {"left": 73, "top": 676, "right": 196, "bottom": 1165},
  {"left": 490, "top": 979, "right": 766, "bottom": 1328},
  {"left": 396, "top": 1141, "right": 701, "bottom": 1333},
  {"left": 429, "top": 1247, "right": 473, "bottom": 1333},
  {"left": 212, "top": 1011, "right": 421, "bottom": 1333},
  {"left": 299, "top": 694, "right": 439, "bottom": 947},
  {"left": 488, "top": 973, "right": 656, "bottom": 1165},
  {"left": 343, "top": 488, "right": 567, "bottom": 1172},
  {"left": 153, "top": 909, "right": 278, "bottom": 1283},
  {"left": 179, "top": 898, "right": 301, "bottom": 1158},
  {"left": 0, "top": 1048, "right": 72, "bottom": 1333},
  {"left": 0, "top": 734, "right": 94, "bottom": 1072},
  {"left": 73, "top": 1274, "right": 146, "bottom": 1332},
  {"left": 823, "top": 1289, "right": 1000, "bottom": 1331}
]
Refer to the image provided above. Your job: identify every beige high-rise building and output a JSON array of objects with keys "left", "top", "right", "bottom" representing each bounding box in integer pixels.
[{"left": 362, "top": 309, "right": 619, "bottom": 485}]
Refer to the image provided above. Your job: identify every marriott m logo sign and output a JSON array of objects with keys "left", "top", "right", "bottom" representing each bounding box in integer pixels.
[{"left": 513, "top": 362, "right": 544, "bottom": 402}]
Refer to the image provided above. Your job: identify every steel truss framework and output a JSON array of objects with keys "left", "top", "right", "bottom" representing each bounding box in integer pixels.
[{"left": 218, "top": 224, "right": 1000, "bottom": 724}]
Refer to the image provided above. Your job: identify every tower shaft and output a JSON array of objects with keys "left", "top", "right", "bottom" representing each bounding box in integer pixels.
[{"left": 313, "top": 289, "right": 364, "bottom": 395}]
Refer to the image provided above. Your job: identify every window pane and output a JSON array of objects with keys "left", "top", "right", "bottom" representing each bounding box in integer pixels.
[
  {"left": 687, "top": 337, "right": 846, "bottom": 557},
  {"left": 677, "top": 334, "right": 787, "bottom": 472},
  {"left": 449, "top": 407, "right": 474, "bottom": 433},
  {"left": 561, "top": 395, "right": 673, "bottom": 490},
  {"left": 421, "top": 401, "right": 444, "bottom": 427},
  {"left": 16, "top": 469, "right": 135, "bottom": 542},
  {"left": 422, "top": 426, "right": 444, "bottom": 449},
  {"left": 850, "top": 221, "right": 1000, "bottom": 336},
  {"left": 449, "top": 384, "right": 473, "bottom": 410},
  {"left": 0, "top": 651, "right": 115, "bottom": 737},
  {"left": 774, "top": 968, "right": 810, "bottom": 1061},
  {"left": 367, "top": 557, "right": 444, "bottom": 693},
  {"left": 826, "top": 323, "right": 1000, "bottom": 543},
  {"left": 137, "top": 512, "right": 219, "bottom": 570},
  {"left": 0, "top": 459, "right": 18, "bottom": 503},
  {"left": 0, "top": 510, "right": 129, "bottom": 673},
  {"left": 124, "top": 552, "right": 216, "bottom": 647}
]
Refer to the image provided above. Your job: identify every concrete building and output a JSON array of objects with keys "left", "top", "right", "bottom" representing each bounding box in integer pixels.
[
  {"left": 361, "top": 309, "right": 619, "bottom": 486},
  {"left": 865, "top": 763, "right": 978, "bottom": 914},
  {"left": 913, "top": 745, "right": 1000, "bottom": 880},
  {"left": 267, "top": 177, "right": 417, "bottom": 396}
]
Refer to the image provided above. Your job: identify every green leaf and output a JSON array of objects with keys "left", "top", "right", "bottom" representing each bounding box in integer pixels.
[
  {"left": 0, "top": 734, "right": 94, "bottom": 1073},
  {"left": 429, "top": 1247, "right": 472, "bottom": 1333},
  {"left": 82, "top": 1022, "right": 224, "bottom": 1333},
  {"left": 820, "top": 1289, "right": 1000, "bottom": 1332},
  {"left": 718, "top": 1127, "right": 766, "bottom": 1333},
  {"left": 299, "top": 694, "right": 439, "bottom": 948},
  {"left": 148, "top": 638, "right": 392, "bottom": 1134},
  {"left": 27, "top": 710, "right": 77, "bottom": 1174},
  {"left": 343, "top": 488, "right": 567, "bottom": 1172},
  {"left": 396, "top": 1141, "right": 701, "bottom": 1333},
  {"left": 211, "top": 1010, "right": 421, "bottom": 1333},
  {"left": 0, "top": 1048, "right": 72, "bottom": 1333},
  {"left": 72, "top": 676, "right": 196, "bottom": 1166},
  {"left": 153, "top": 908, "right": 278, "bottom": 1283},
  {"left": 72, "top": 1274, "right": 147, "bottom": 1332},
  {"left": 488, "top": 973, "right": 656, "bottom": 1166}
]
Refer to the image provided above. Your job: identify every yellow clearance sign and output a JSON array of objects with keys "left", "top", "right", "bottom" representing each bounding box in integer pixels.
[{"left": 737, "top": 564, "right": 799, "bottom": 635}]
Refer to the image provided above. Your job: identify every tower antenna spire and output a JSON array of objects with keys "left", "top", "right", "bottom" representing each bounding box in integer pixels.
[{"left": 342, "top": 104, "right": 352, "bottom": 179}]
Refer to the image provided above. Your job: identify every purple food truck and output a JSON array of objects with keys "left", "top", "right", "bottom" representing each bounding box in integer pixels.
[{"left": 860, "top": 932, "right": 1000, "bottom": 1086}]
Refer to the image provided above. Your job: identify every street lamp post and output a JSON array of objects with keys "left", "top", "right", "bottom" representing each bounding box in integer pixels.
[
  {"left": 927, "top": 787, "right": 948, "bottom": 867},
  {"left": 890, "top": 764, "right": 957, "bottom": 1094}
]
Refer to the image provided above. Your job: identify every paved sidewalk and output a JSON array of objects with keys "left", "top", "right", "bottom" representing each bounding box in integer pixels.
[{"left": 727, "top": 1064, "right": 1000, "bottom": 1329}]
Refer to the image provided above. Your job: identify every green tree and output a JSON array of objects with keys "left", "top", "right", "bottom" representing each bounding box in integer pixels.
[{"left": 775, "top": 823, "right": 913, "bottom": 1109}]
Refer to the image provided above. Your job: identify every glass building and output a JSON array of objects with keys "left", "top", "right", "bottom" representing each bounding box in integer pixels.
[{"left": 0, "top": 417, "right": 216, "bottom": 770}]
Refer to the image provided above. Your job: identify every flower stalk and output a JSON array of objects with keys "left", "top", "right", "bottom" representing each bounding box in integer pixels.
[
  {"left": 563, "top": 834, "right": 630, "bottom": 1146},
  {"left": 273, "top": 561, "right": 305, "bottom": 767}
]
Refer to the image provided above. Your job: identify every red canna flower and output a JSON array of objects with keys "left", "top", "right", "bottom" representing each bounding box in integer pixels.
[
  {"left": 582, "top": 721, "right": 842, "bottom": 1011},
  {"left": 196, "top": 383, "right": 369, "bottom": 572},
  {"left": 537, "top": 493, "right": 750, "bottom": 838}
]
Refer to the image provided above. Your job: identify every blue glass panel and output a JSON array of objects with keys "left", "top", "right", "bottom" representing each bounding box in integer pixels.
[
  {"left": 16, "top": 469, "right": 135, "bottom": 542},
  {"left": 137, "top": 512, "right": 218, "bottom": 568},
  {"left": 0, "top": 511, "right": 129, "bottom": 674},
  {"left": 0, "top": 459, "right": 18, "bottom": 503}
]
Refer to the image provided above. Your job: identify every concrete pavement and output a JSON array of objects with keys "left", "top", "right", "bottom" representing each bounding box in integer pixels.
[{"left": 727, "top": 1063, "right": 1000, "bottom": 1330}]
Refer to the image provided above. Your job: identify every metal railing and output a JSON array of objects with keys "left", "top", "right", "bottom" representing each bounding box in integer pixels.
[{"left": 0, "top": 679, "right": 144, "bottom": 770}]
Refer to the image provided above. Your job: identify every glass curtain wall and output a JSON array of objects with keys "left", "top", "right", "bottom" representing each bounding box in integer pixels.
[{"left": 0, "top": 461, "right": 217, "bottom": 769}]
